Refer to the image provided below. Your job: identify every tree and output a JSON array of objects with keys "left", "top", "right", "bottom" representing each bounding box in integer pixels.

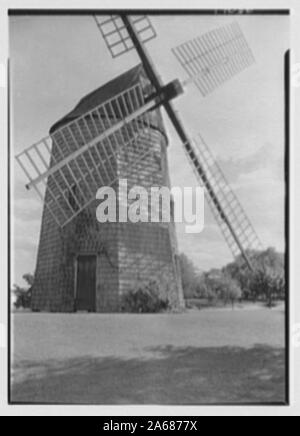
[
  {"left": 249, "top": 269, "right": 284, "bottom": 308},
  {"left": 13, "top": 273, "right": 34, "bottom": 309},
  {"left": 22, "top": 273, "right": 34, "bottom": 287},
  {"left": 179, "top": 253, "right": 199, "bottom": 298},
  {"left": 224, "top": 247, "right": 285, "bottom": 306},
  {"left": 223, "top": 279, "right": 242, "bottom": 309},
  {"left": 205, "top": 272, "right": 241, "bottom": 308}
]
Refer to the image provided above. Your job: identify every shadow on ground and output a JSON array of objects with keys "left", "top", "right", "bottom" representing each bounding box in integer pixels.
[{"left": 11, "top": 344, "right": 286, "bottom": 404}]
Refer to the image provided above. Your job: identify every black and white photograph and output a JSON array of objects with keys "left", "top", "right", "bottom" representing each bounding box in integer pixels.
[{"left": 1, "top": 1, "right": 299, "bottom": 417}]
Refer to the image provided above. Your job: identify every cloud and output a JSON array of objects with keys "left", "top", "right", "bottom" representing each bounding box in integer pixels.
[{"left": 217, "top": 142, "right": 283, "bottom": 184}]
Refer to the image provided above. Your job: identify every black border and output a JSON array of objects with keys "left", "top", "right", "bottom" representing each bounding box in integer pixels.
[
  {"left": 8, "top": 60, "right": 11, "bottom": 405},
  {"left": 284, "top": 50, "right": 290, "bottom": 406},
  {"left": 8, "top": 9, "right": 290, "bottom": 16},
  {"left": 8, "top": 9, "right": 290, "bottom": 407}
]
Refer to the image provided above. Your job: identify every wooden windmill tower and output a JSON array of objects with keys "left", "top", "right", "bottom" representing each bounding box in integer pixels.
[{"left": 16, "top": 15, "right": 262, "bottom": 312}]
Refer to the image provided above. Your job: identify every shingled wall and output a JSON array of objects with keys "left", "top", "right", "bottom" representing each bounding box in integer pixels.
[{"left": 31, "top": 65, "right": 184, "bottom": 312}]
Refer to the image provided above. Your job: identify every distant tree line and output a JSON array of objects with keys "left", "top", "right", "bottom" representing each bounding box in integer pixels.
[
  {"left": 13, "top": 248, "right": 285, "bottom": 311},
  {"left": 179, "top": 247, "right": 285, "bottom": 308}
]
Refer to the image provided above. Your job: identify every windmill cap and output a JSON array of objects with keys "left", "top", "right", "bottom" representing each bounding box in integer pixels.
[{"left": 49, "top": 64, "right": 167, "bottom": 143}]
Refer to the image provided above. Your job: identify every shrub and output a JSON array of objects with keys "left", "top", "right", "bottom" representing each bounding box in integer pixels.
[
  {"left": 13, "top": 273, "right": 34, "bottom": 309},
  {"left": 122, "top": 280, "right": 170, "bottom": 313},
  {"left": 13, "top": 286, "right": 32, "bottom": 309}
]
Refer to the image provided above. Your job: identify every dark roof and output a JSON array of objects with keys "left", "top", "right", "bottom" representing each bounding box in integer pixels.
[{"left": 49, "top": 64, "right": 166, "bottom": 139}]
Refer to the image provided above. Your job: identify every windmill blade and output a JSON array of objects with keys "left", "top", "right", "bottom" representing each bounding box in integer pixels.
[
  {"left": 93, "top": 15, "right": 262, "bottom": 270},
  {"left": 94, "top": 15, "right": 157, "bottom": 58},
  {"left": 15, "top": 82, "right": 157, "bottom": 228},
  {"left": 172, "top": 21, "right": 255, "bottom": 97},
  {"left": 184, "top": 134, "right": 263, "bottom": 262}
]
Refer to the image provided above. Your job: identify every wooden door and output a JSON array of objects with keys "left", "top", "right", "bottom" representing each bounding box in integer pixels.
[{"left": 76, "top": 255, "right": 96, "bottom": 312}]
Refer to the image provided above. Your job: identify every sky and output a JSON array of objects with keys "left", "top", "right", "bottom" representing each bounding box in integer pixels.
[{"left": 9, "top": 14, "right": 290, "bottom": 286}]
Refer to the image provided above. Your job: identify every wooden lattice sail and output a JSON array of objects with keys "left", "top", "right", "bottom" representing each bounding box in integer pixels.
[
  {"left": 172, "top": 21, "right": 255, "bottom": 96},
  {"left": 184, "top": 134, "right": 263, "bottom": 259},
  {"left": 16, "top": 82, "right": 155, "bottom": 227}
]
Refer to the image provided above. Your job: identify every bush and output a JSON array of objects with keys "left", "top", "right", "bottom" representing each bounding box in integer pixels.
[
  {"left": 13, "top": 273, "right": 34, "bottom": 309},
  {"left": 14, "top": 287, "right": 32, "bottom": 309},
  {"left": 122, "top": 280, "right": 170, "bottom": 313}
]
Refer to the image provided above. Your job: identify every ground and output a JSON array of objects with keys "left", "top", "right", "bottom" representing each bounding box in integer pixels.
[{"left": 11, "top": 305, "right": 286, "bottom": 404}]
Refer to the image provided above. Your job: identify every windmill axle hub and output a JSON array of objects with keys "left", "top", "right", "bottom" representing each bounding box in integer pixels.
[
  {"left": 160, "top": 79, "right": 184, "bottom": 103},
  {"left": 146, "top": 79, "right": 184, "bottom": 108}
]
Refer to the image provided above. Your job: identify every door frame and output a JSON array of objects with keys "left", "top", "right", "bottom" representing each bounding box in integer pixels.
[{"left": 74, "top": 253, "right": 97, "bottom": 312}]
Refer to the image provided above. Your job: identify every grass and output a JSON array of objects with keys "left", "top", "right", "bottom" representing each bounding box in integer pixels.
[{"left": 11, "top": 305, "right": 286, "bottom": 404}]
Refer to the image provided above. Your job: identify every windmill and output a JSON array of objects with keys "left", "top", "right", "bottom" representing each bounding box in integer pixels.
[{"left": 15, "top": 15, "right": 262, "bottom": 312}]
